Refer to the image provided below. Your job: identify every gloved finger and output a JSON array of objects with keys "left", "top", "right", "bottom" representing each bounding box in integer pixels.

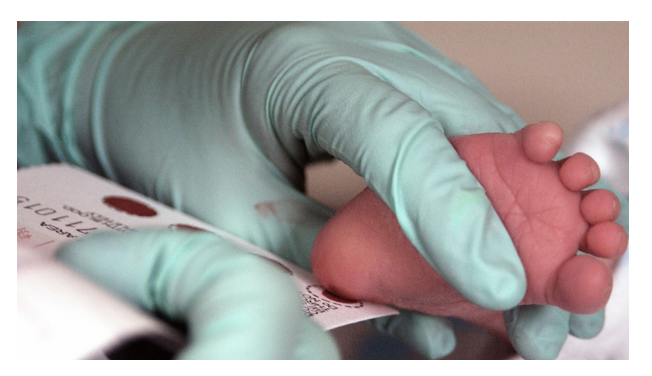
[
  {"left": 239, "top": 24, "right": 528, "bottom": 310},
  {"left": 370, "top": 310, "right": 456, "bottom": 359},
  {"left": 246, "top": 54, "right": 526, "bottom": 310},
  {"left": 568, "top": 310, "right": 605, "bottom": 339},
  {"left": 504, "top": 305, "right": 571, "bottom": 360},
  {"left": 56, "top": 229, "right": 339, "bottom": 359}
]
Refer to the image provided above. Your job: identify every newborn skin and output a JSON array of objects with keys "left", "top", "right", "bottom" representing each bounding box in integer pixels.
[{"left": 311, "top": 121, "right": 627, "bottom": 338}]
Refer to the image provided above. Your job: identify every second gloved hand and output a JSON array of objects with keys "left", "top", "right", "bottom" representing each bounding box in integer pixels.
[{"left": 56, "top": 229, "right": 339, "bottom": 359}]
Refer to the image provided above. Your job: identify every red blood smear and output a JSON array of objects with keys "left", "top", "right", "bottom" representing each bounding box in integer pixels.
[{"left": 103, "top": 196, "right": 157, "bottom": 217}]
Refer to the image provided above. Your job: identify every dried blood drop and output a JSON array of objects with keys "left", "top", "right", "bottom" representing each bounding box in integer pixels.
[{"left": 103, "top": 196, "right": 157, "bottom": 217}]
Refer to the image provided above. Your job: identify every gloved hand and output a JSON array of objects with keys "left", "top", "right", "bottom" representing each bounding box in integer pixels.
[
  {"left": 56, "top": 229, "right": 340, "bottom": 359},
  {"left": 18, "top": 21, "right": 628, "bottom": 359}
]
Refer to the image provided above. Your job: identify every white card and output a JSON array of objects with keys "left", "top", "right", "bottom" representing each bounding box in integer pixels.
[{"left": 17, "top": 164, "right": 398, "bottom": 358}]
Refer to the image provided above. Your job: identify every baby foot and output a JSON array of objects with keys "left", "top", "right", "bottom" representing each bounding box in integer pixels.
[{"left": 311, "top": 122, "right": 627, "bottom": 336}]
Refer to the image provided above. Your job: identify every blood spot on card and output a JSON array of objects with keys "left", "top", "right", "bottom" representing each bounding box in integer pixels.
[
  {"left": 321, "top": 289, "right": 360, "bottom": 304},
  {"left": 103, "top": 196, "right": 157, "bottom": 217}
]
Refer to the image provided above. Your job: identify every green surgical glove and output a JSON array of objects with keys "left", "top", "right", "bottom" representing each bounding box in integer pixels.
[
  {"left": 18, "top": 21, "right": 626, "bottom": 359},
  {"left": 57, "top": 230, "right": 339, "bottom": 359},
  {"left": 18, "top": 20, "right": 525, "bottom": 307}
]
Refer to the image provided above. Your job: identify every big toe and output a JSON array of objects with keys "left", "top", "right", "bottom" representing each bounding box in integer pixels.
[{"left": 550, "top": 255, "right": 613, "bottom": 314}]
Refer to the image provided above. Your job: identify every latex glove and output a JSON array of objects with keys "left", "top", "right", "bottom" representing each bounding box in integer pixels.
[
  {"left": 18, "top": 20, "right": 525, "bottom": 307},
  {"left": 56, "top": 229, "right": 340, "bottom": 359},
  {"left": 18, "top": 21, "right": 626, "bottom": 359}
]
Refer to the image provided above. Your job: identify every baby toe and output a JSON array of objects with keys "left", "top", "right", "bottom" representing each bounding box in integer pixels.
[
  {"left": 580, "top": 189, "right": 621, "bottom": 223},
  {"left": 559, "top": 153, "right": 600, "bottom": 191},
  {"left": 585, "top": 222, "right": 629, "bottom": 259}
]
